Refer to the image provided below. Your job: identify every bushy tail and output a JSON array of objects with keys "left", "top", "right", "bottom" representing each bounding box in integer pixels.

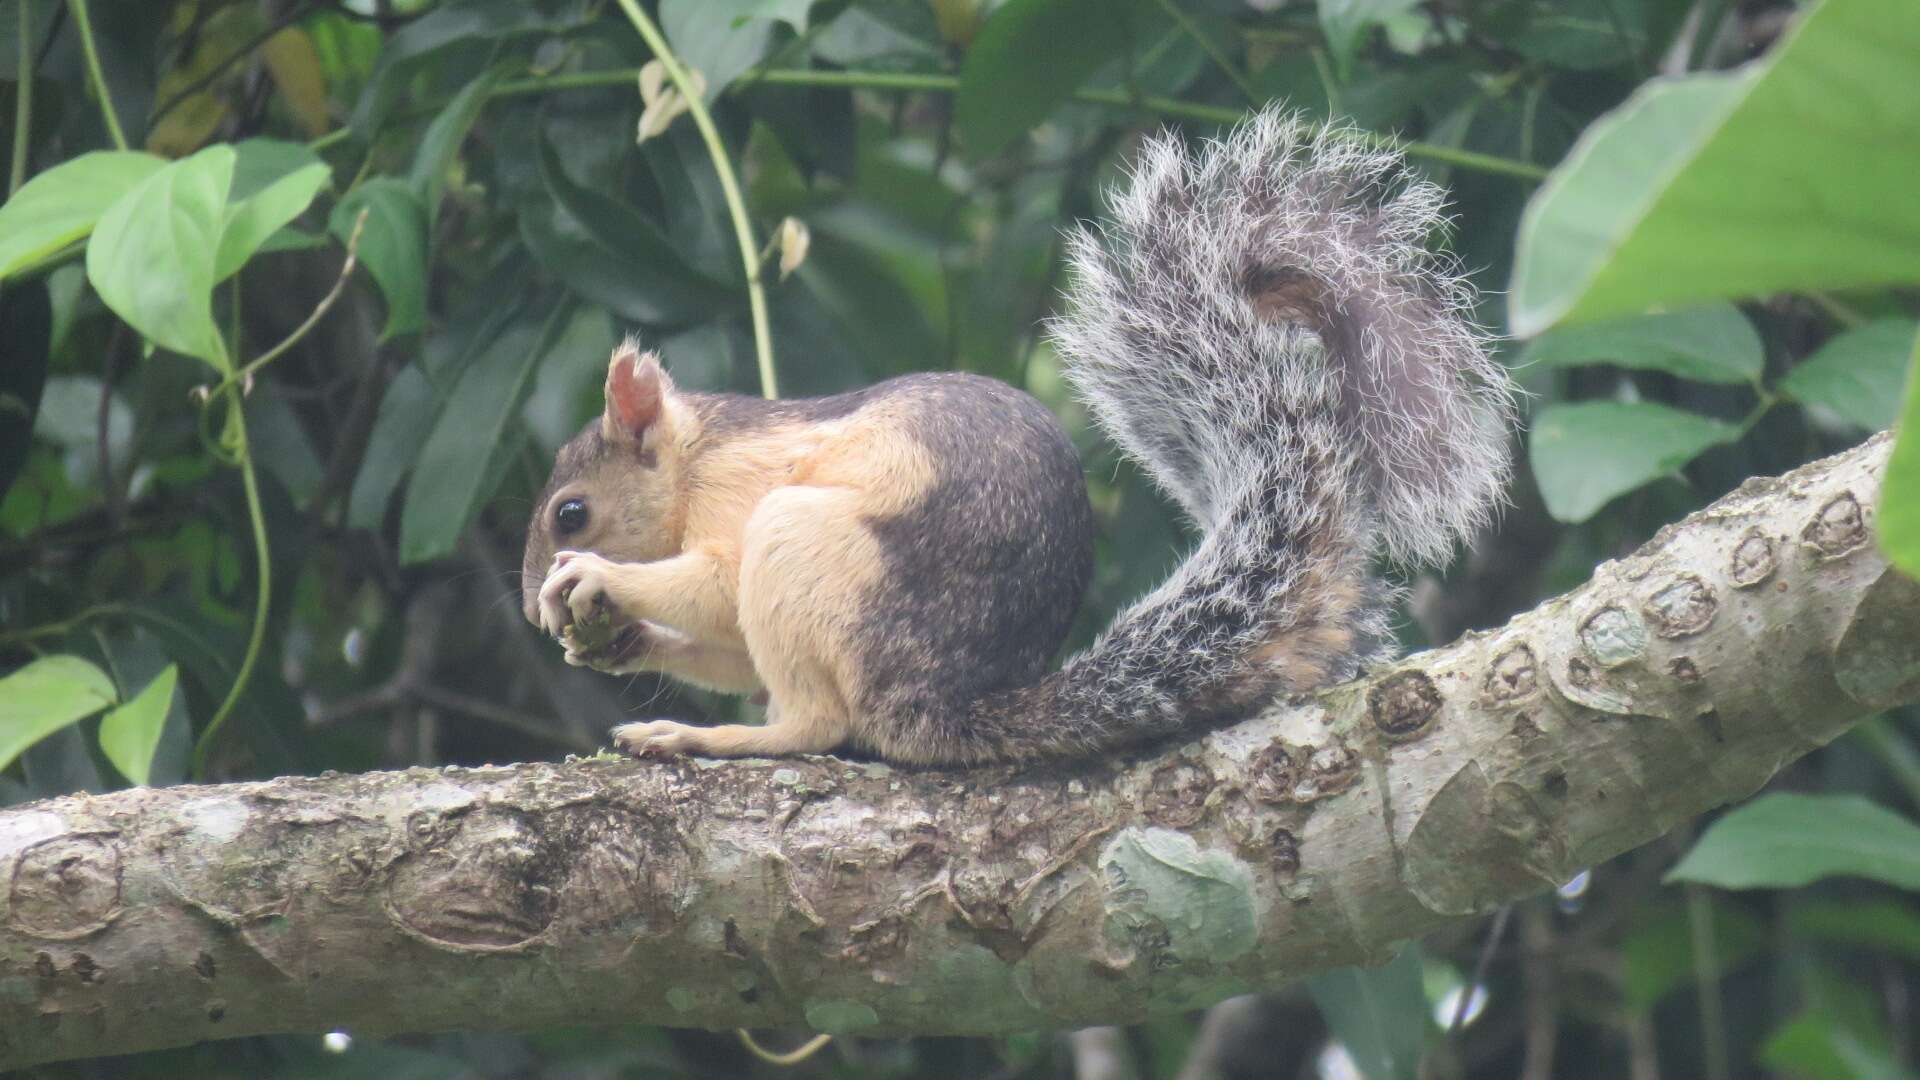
[{"left": 918, "top": 111, "right": 1514, "bottom": 764}]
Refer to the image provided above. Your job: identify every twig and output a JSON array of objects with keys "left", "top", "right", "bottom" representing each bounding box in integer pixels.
[
  {"left": 1686, "top": 885, "right": 1730, "bottom": 1080},
  {"left": 210, "top": 208, "right": 368, "bottom": 399},
  {"left": 65, "top": 0, "right": 126, "bottom": 150},
  {"left": 1449, "top": 904, "right": 1510, "bottom": 1035},
  {"left": 610, "top": 1, "right": 779, "bottom": 399},
  {"left": 1519, "top": 906, "right": 1560, "bottom": 1080}
]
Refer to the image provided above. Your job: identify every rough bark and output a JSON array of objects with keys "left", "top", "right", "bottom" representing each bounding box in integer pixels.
[{"left": 2, "top": 434, "right": 1914, "bottom": 1069}]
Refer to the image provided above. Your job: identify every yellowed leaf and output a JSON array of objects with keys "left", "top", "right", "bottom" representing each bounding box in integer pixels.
[{"left": 262, "top": 28, "right": 332, "bottom": 137}]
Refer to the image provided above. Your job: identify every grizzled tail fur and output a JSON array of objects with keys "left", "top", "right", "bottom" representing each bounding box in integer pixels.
[{"left": 938, "top": 110, "right": 1516, "bottom": 764}]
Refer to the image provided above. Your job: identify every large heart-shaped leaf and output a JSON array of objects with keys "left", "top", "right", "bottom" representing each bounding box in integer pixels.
[
  {"left": 1510, "top": 0, "right": 1920, "bottom": 334},
  {"left": 85, "top": 145, "right": 236, "bottom": 371},
  {"left": 0, "top": 656, "right": 118, "bottom": 773},
  {"left": 215, "top": 163, "right": 331, "bottom": 282},
  {"left": 0, "top": 151, "right": 167, "bottom": 280},
  {"left": 98, "top": 664, "right": 179, "bottom": 787}
]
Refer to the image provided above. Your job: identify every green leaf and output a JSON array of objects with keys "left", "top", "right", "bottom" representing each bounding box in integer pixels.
[
  {"left": 524, "top": 134, "right": 735, "bottom": 327},
  {"left": 330, "top": 178, "right": 428, "bottom": 339},
  {"left": 229, "top": 138, "right": 326, "bottom": 201},
  {"left": 1510, "top": 0, "right": 1920, "bottom": 334},
  {"left": 1875, "top": 331, "right": 1920, "bottom": 579},
  {"left": 1788, "top": 900, "right": 1920, "bottom": 963},
  {"left": 1518, "top": 305, "right": 1763, "bottom": 386},
  {"left": 1528, "top": 401, "right": 1740, "bottom": 523},
  {"left": 1621, "top": 901, "right": 1765, "bottom": 1010},
  {"left": 0, "top": 151, "right": 167, "bottom": 280},
  {"left": 215, "top": 163, "right": 331, "bottom": 282},
  {"left": 956, "top": 0, "right": 1143, "bottom": 159},
  {"left": 409, "top": 67, "right": 503, "bottom": 224},
  {"left": 662, "top": 0, "right": 814, "bottom": 98},
  {"left": 351, "top": 0, "right": 591, "bottom": 136},
  {"left": 1306, "top": 945, "right": 1428, "bottom": 1080},
  {"left": 1666, "top": 792, "right": 1920, "bottom": 891},
  {"left": 1762, "top": 1012, "right": 1914, "bottom": 1080},
  {"left": 98, "top": 665, "right": 178, "bottom": 787},
  {"left": 1778, "top": 319, "right": 1920, "bottom": 431},
  {"left": 1319, "top": 0, "right": 1422, "bottom": 72},
  {"left": 0, "top": 656, "right": 118, "bottom": 773},
  {"left": 398, "top": 306, "right": 564, "bottom": 564},
  {"left": 85, "top": 145, "right": 236, "bottom": 371}
]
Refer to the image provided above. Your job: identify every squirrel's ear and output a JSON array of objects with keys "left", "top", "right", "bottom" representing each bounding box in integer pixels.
[{"left": 602, "top": 342, "right": 675, "bottom": 445}]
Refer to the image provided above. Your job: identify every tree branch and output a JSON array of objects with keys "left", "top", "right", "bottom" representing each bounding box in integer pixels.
[{"left": 1, "top": 435, "right": 1913, "bottom": 1069}]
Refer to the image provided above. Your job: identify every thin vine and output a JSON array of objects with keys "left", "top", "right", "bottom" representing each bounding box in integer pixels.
[
  {"left": 610, "top": 0, "right": 779, "bottom": 399},
  {"left": 66, "top": 0, "right": 127, "bottom": 151}
]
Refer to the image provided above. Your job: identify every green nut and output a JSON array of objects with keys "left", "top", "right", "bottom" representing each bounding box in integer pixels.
[{"left": 563, "top": 607, "right": 617, "bottom": 653}]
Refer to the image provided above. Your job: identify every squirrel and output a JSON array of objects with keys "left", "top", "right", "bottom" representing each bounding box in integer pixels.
[{"left": 520, "top": 110, "right": 1516, "bottom": 766}]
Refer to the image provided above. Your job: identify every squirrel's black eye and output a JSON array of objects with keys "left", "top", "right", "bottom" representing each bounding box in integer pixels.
[{"left": 555, "top": 498, "right": 589, "bottom": 535}]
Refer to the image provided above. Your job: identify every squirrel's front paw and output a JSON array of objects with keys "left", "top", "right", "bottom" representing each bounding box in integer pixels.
[
  {"left": 537, "top": 550, "right": 618, "bottom": 637},
  {"left": 612, "top": 719, "right": 700, "bottom": 758}
]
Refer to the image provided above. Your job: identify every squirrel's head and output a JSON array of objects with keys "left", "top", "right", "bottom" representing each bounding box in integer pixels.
[{"left": 521, "top": 341, "right": 693, "bottom": 626}]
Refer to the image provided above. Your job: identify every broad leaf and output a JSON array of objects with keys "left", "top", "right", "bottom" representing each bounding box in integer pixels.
[
  {"left": 1529, "top": 401, "right": 1740, "bottom": 522},
  {"left": 1319, "top": 0, "right": 1422, "bottom": 72},
  {"left": 98, "top": 665, "right": 179, "bottom": 787},
  {"left": 1875, "top": 330, "right": 1920, "bottom": 578},
  {"left": 662, "top": 0, "right": 815, "bottom": 99},
  {"left": 956, "top": 0, "right": 1145, "bottom": 159},
  {"left": 524, "top": 135, "right": 735, "bottom": 327},
  {"left": 0, "top": 151, "right": 166, "bottom": 280},
  {"left": 0, "top": 656, "right": 117, "bottom": 773},
  {"left": 409, "top": 67, "right": 504, "bottom": 225},
  {"left": 398, "top": 308, "right": 562, "bottom": 564},
  {"left": 1666, "top": 793, "right": 1920, "bottom": 891},
  {"left": 351, "top": 0, "right": 592, "bottom": 135},
  {"left": 1778, "top": 319, "right": 1919, "bottom": 432},
  {"left": 1518, "top": 305, "right": 1763, "bottom": 386},
  {"left": 1763, "top": 1012, "right": 1912, "bottom": 1080},
  {"left": 330, "top": 178, "right": 428, "bottom": 338},
  {"left": 1305, "top": 945, "right": 1428, "bottom": 1080},
  {"left": 1511, "top": 0, "right": 1920, "bottom": 334},
  {"left": 215, "top": 163, "right": 331, "bottom": 282},
  {"left": 85, "top": 145, "right": 236, "bottom": 371},
  {"left": 230, "top": 138, "right": 326, "bottom": 201}
]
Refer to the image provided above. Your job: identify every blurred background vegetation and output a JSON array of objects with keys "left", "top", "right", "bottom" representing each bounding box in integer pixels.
[{"left": 2, "top": 0, "right": 1918, "bottom": 1076}]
